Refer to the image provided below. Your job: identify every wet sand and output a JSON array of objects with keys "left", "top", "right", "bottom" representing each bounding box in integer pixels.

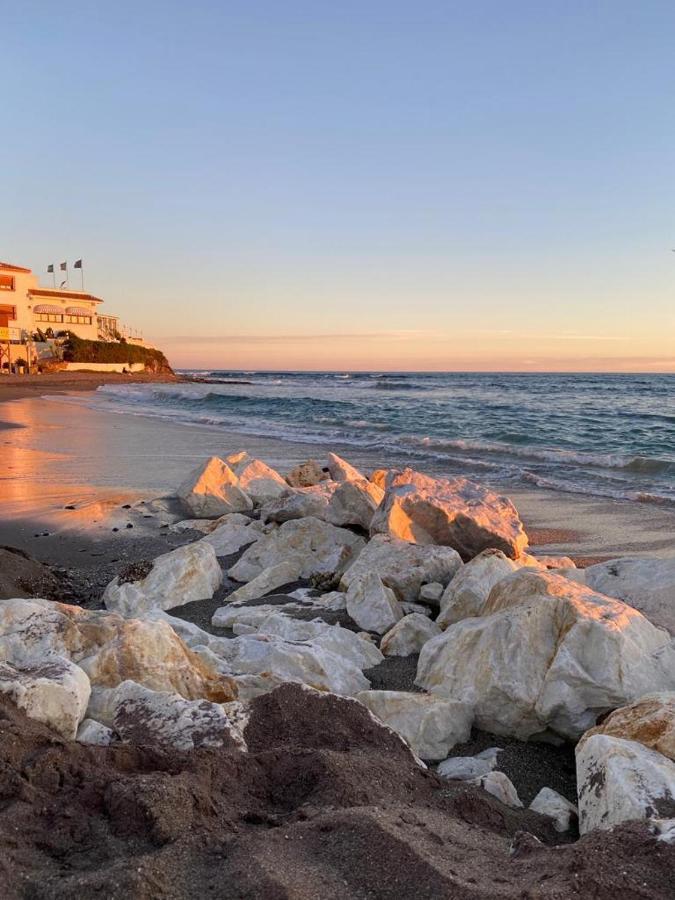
[
  {"left": 2, "top": 392, "right": 675, "bottom": 566},
  {"left": 0, "top": 370, "right": 178, "bottom": 402}
]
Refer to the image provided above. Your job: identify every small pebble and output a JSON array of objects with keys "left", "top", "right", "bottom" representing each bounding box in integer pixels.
[
  {"left": 126, "top": 523, "right": 133, "bottom": 529},
  {"left": 112, "top": 527, "right": 119, "bottom": 532}
]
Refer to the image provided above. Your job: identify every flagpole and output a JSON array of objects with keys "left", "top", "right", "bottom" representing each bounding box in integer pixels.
[{"left": 81, "top": 262, "right": 84, "bottom": 292}]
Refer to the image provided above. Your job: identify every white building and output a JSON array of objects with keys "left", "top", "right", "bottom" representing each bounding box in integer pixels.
[{"left": 0, "top": 261, "right": 120, "bottom": 344}]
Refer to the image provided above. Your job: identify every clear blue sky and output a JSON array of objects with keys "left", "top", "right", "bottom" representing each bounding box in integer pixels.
[{"left": 3, "top": 1, "right": 675, "bottom": 369}]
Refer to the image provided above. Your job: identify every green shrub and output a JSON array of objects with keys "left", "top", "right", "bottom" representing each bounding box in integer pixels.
[{"left": 62, "top": 334, "right": 172, "bottom": 372}]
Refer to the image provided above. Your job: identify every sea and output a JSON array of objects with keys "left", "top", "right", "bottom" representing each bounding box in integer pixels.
[{"left": 83, "top": 371, "right": 675, "bottom": 506}]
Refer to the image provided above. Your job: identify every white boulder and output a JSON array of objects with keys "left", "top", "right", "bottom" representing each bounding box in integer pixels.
[
  {"left": 225, "top": 560, "right": 302, "bottom": 604},
  {"left": 576, "top": 733, "right": 675, "bottom": 835},
  {"left": 340, "top": 534, "right": 462, "bottom": 603},
  {"left": 225, "top": 451, "right": 290, "bottom": 505},
  {"left": 419, "top": 582, "right": 444, "bottom": 605},
  {"left": 200, "top": 513, "right": 265, "bottom": 556},
  {"left": 0, "top": 656, "right": 90, "bottom": 740},
  {"left": 326, "top": 452, "right": 365, "bottom": 482},
  {"left": 346, "top": 572, "right": 404, "bottom": 634},
  {"left": 582, "top": 557, "right": 675, "bottom": 635},
  {"left": 437, "top": 747, "right": 502, "bottom": 780},
  {"left": 529, "top": 787, "right": 578, "bottom": 832},
  {"left": 417, "top": 569, "right": 675, "bottom": 740},
  {"left": 370, "top": 468, "right": 528, "bottom": 560},
  {"left": 437, "top": 548, "right": 519, "bottom": 628},
  {"left": 380, "top": 613, "right": 441, "bottom": 657},
  {"left": 228, "top": 516, "right": 365, "bottom": 583},
  {"left": 470, "top": 771, "right": 522, "bottom": 808},
  {"left": 326, "top": 479, "right": 384, "bottom": 529},
  {"left": 581, "top": 692, "right": 675, "bottom": 762},
  {"left": 103, "top": 541, "right": 223, "bottom": 616},
  {"left": 97, "top": 680, "right": 247, "bottom": 751},
  {"left": 356, "top": 690, "right": 472, "bottom": 760},
  {"left": 260, "top": 482, "right": 338, "bottom": 524},
  {"left": 177, "top": 456, "right": 253, "bottom": 517}
]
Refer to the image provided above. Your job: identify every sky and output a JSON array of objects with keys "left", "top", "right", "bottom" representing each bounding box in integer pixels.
[{"left": 2, "top": 1, "right": 675, "bottom": 371}]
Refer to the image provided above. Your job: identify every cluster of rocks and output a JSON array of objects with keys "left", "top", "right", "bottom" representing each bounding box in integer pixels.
[{"left": 1, "top": 448, "right": 674, "bottom": 851}]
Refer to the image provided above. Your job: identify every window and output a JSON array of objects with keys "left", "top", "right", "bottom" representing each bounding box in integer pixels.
[
  {"left": 0, "top": 275, "right": 15, "bottom": 291},
  {"left": 65, "top": 315, "right": 92, "bottom": 325},
  {"left": 35, "top": 313, "right": 64, "bottom": 323}
]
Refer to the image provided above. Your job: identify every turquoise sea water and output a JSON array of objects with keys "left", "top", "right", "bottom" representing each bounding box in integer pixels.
[{"left": 87, "top": 371, "right": 675, "bottom": 506}]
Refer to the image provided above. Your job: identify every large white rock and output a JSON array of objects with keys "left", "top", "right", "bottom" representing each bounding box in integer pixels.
[
  {"left": 346, "top": 572, "right": 404, "bottom": 634},
  {"left": 356, "top": 690, "right": 472, "bottom": 760},
  {"left": 95, "top": 680, "right": 247, "bottom": 751},
  {"left": 260, "top": 482, "right": 338, "bottom": 524},
  {"left": 370, "top": 468, "right": 528, "bottom": 560},
  {"left": 0, "top": 655, "right": 90, "bottom": 739},
  {"left": 230, "top": 612, "right": 383, "bottom": 670},
  {"left": 416, "top": 569, "right": 675, "bottom": 740},
  {"left": 340, "top": 534, "right": 462, "bottom": 603},
  {"left": 576, "top": 733, "right": 675, "bottom": 835},
  {"left": 214, "top": 633, "right": 371, "bottom": 696},
  {"left": 529, "top": 787, "right": 578, "bottom": 832},
  {"left": 102, "top": 541, "right": 223, "bottom": 616},
  {"left": 200, "top": 513, "right": 265, "bottom": 556},
  {"left": 225, "top": 451, "right": 291, "bottom": 506},
  {"left": 581, "top": 692, "right": 675, "bottom": 762},
  {"left": 326, "top": 452, "right": 365, "bottom": 482},
  {"left": 177, "top": 456, "right": 253, "bottom": 517},
  {"left": 225, "top": 560, "right": 302, "bottom": 604},
  {"left": 77, "top": 718, "right": 115, "bottom": 746},
  {"left": 0, "top": 599, "right": 237, "bottom": 704},
  {"left": 437, "top": 747, "right": 502, "bottom": 780},
  {"left": 380, "top": 613, "right": 441, "bottom": 656},
  {"left": 437, "top": 548, "right": 519, "bottom": 629},
  {"left": 228, "top": 516, "right": 365, "bottom": 583},
  {"left": 582, "top": 557, "right": 675, "bottom": 635},
  {"left": 326, "top": 479, "right": 384, "bottom": 529}
]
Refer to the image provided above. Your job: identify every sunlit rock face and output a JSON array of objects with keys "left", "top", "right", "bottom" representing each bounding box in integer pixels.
[
  {"left": 0, "top": 599, "right": 236, "bottom": 704},
  {"left": 102, "top": 542, "right": 223, "bottom": 616},
  {"left": 225, "top": 451, "right": 291, "bottom": 506},
  {"left": 582, "top": 557, "right": 675, "bottom": 635},
  {"left": 0, "top": 655, "right": 90, "bottom": 740},
  {"left": 581, "top": 693, "right": 675, "bottom": 762},
  {"left": 177, "top": 456, "right": 253, "bottom": 517},
  {"left": 437, "top": 548, "right": 520, "bottom": 628},
  {"left": 228, "top": 516, "right": 365, "bottom": 582},
  {"left": 340, "top": 534, "right": 462, "bottom": 603},
  {"left": 416, "top": 569, "right": 675, "bottom": 741},
  {"left": 370, "top": 468, "right": 528, "bottom": 561},
  {"left": 576, "top": 733, "right": 675, "bottom": 835},
  {"left": 326, "top": 452, "right": 365, "bottom": 483},
  {"left": 356, "top": 690, "right": 473, "bottom": 760},
  {"left": 326, "top": 479, "right": 385, "bottom": 530}
]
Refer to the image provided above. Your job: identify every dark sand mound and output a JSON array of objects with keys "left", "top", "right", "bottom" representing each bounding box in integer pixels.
[{"left": 0, "top": 685, "right": 672, "bottom": 899}]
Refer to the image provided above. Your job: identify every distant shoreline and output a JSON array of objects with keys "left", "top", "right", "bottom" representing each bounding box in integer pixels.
[{"left": 0, "top": 371, "right": 180, "bottom": 403}]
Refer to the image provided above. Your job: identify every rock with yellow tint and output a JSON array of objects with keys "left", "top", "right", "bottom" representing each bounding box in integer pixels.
[
  {"left": 416, "top": 570, "right": 675, "bottom": 740},
  {"left": 0, "top": 598, "right": 236, "bottom": 704},
  {"left": 581, "top": 692, "right": 675, "bottom": 761},
  {"left": 102, "top": 541, "right": 222, "bottom": 616},
  {"left": 78, "top": 616, "right": 237, "bottom": 702},
  {"left": 285, "top": 459, "right": 329, "bottom": 488},
  {"left": 370, "top": 468, "right": 528, "bottom": 561},
  {"left": 225, "top": 451, "right": 291, "bottom": 505},
  {"left": 177, "top": 456, "right": 253, "bottom": 517},
  {"left": 369, "top": 468, "right": 389, "bottom": 490},
  {"left": 340, "top": 534, "right": 462, "bottom": 603},
  {"left": 326, "top": 478, "right": 385, "bottom": 529},
  {"left": 0, "top": 655, "right": 90, "bottom": 740},
  {"left": 326, "top": 452, "right": 365, "bottom": 483}
]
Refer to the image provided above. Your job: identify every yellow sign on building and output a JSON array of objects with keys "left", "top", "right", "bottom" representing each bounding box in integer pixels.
[{"left": 0, "top": 327, "right": 9, "bottom": 341}]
